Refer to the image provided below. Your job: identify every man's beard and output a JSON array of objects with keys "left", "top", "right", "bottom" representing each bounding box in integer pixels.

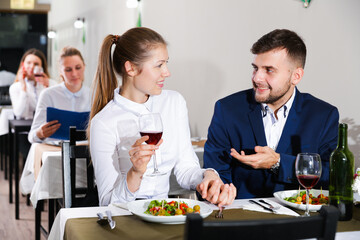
[{"left": 253, "top": 77, "right": 292, "bottom": 104}]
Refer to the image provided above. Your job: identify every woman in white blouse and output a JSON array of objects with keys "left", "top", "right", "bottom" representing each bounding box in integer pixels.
[
  {"left": 88, "top": 27, "right": 236, "bottom": 206},
  {"left": 10, "top": 48, "right": 57, "bottom": 119},
  {"left": 28, "top": 46, "right": 91, "bottom": 143}
]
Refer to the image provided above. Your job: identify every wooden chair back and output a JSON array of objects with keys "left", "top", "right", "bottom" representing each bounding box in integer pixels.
[{"left": 62, "top": 126, "right": 98, "bottom": 208}]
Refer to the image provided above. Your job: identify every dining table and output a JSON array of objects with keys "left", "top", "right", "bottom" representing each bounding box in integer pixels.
[
  {"left": 47, "top": 198, "right": 360, "bottom": 240},
  {"left": 19, "top": 143, "right": 87, "bottom": 208},
  {"left": 0, "top": 107, "right": 13, "bottom": 177}
]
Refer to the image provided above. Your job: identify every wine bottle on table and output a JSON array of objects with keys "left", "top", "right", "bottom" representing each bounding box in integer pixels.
[{"left": 329, "top": 123, "right": 354, "bottom": 221}]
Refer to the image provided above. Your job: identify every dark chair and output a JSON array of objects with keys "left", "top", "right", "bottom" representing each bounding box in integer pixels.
[
  {"left": 184, "top": 205, "right": 339, "bottom": 240},
  {"left": 62, "top": 126, "right": 98, "bottom": 208}
]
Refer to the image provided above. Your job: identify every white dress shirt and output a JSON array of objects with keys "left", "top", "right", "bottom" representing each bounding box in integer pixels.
[
  {"left": 90, "top": 89, "right": 207, "bottom": 205},
  {"left": 261, "top": 88, "right": 296, "bottom": 150},
  {"left": 28, "top": 82, "right": 91, "bottom": 143},
  {"left": 9, "top": 78, "right": 57, "bottom": 119}
]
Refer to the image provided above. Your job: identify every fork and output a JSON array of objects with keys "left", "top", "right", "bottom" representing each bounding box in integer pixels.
[
  {"left": 105, "top": 210, "right": 116, "bottom": 229},
  {"left": 215, "top": 206, "right": 224, "bottom": 218},
  {"left": 259, "top": 199, "right": 280, "bottom": 211}
]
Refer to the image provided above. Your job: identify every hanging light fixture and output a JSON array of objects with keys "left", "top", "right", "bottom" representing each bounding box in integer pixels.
[
  {"left": 74, "top": 18, "right": 85, "bottom": 29},
  {"left": 126, "top": 0, "right": 139, "bottom": 8},
  {"left": 47, "top": 29, "right": 56, "bottom": 39},
  {"left": 301, "top": 0, "right": 312, "bottom": 8}
]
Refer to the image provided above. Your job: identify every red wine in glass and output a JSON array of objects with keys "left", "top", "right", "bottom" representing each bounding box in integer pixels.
[
  {"left": 297, "top": 174, "right": 320, "bottom": 189},
  {"left": 140, "top": 131, "right": 163, "bottom": 145},
  {"left": 33, "top": 66, "right": 44, "bottom": 78},
  {"left": 139, "top": 113, "right": 164, "bottom": 176},
  {"left": 295, "top": 153, "right": 322, "bottom": 217}
]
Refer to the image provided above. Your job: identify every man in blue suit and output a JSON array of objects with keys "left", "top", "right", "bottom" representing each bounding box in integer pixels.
[{"left": 204, "top": 29, "right": 339, "bottom": 199}]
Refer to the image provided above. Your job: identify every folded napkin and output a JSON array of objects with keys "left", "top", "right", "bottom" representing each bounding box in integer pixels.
[
  {"left": 241, "top": 199, "right": 299, "bottom": 217},
  {"left": 111, "top": 202, "right": 129, "bottom": 211},
  {"left": 205, "top": 199, "right": 299, "bottom": 217}
]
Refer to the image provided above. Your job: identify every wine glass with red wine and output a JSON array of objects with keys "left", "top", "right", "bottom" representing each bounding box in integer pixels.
[
  {"left": 33, "top": 66, "right": 44, "bottom": 78},
  {"left": 295, "top": 153, "right": 322, "bottom": 216},
  {"left": 139, "top": 113, "right": 165, "bottom": 177}
]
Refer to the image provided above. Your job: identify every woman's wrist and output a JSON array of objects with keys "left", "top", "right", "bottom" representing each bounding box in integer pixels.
[
  {"left": 36, "top": 130, "right": 45, "bottom": 140},
  {"left": 129, "top": 167, "right": 144, "bottom": 180},
  {"left": 127, "top": 167, "right": 144, "bottom": 193}
]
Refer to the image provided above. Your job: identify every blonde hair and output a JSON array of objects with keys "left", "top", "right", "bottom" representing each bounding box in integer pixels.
[{"left": 58, "top": 46, "right": 85, "bottom": 81}]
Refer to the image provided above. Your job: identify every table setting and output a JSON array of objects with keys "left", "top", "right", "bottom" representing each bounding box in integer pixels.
[{"left": 47, "top": 194, "right": 360, "bottom": 240}]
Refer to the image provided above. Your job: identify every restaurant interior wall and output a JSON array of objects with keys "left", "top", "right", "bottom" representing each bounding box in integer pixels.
[{"left": 48, "top": 0, "right": 360, "bottom": 168}]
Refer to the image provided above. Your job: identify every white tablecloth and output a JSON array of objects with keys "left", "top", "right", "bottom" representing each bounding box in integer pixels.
[
  {"left": 29, "top": 151, "right": 87, "bottom": 208},
  {"left": 48, "top": 204, "right": 131, "bottom": 240},
  {"left": 48, "top": 198, "right": 360, "bottom": 240},
  {"left": 20, "top": 144, "right": 38, "bottom": 194},
  {"left": 0, "top": 107, "right": 13, "bottom": 136},
  {"left": 20, "top": 143, "right": 87, "bottom": 208}
]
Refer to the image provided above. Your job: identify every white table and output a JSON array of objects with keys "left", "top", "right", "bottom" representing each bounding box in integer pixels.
[
  {"left": 0, "top": 107, "right": 13, "bottom": 136},
  {"left": 30, "top": 151, "right": 87, "bottom": 208},
  {"left": 48, "top": 198, "right": 360, "bottom": 240},
  {"left": 20, "top": 144, "right": 87, "bottom": 208}
]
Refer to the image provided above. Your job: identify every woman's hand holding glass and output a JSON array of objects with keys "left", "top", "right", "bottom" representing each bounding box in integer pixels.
[
  {"left": 128, "top": 136, "right": 163, "bottom": 176},
  {"left": 33, "top": 66, "right": 49, "bottom": 87}
]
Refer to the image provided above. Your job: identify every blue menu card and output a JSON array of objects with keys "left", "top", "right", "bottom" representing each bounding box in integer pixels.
[{"left": 46, "top": 107, "right": 90, "bottom": 140}]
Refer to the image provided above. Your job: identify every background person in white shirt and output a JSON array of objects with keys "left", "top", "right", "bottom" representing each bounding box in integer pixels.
[
  {"left": 88, "top": 27, "right": 236, "bottom": 206},
  {"left": 0, "top": 61, "right": 16, "bottom": 86},
  {"left": 28, "top": 46, "right": 91, "bottom": 143},
  {"left": 9, "top": 48, "right": 57, "bottom": 119}
]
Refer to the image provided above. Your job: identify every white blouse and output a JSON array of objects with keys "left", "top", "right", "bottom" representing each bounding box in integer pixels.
[
  {"left": 90, "top": 89, "right": 206, "bottom": 205},
  {"left": 28, "top": 82, "right": 91, "bottom": 143},
  {"left": 9, "top": 78, "right": 58, "bottom": 120}
]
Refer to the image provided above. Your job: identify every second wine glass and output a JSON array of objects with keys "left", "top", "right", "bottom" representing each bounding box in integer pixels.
[
  {"left": 295, "top": 153, "right": 322, "bottom": 216},
  {"left": 33, "top": 66, "right": 44, "bottom": 78},
  {"left": 139, "top": 113, "right": 165, "bottom": 177}
]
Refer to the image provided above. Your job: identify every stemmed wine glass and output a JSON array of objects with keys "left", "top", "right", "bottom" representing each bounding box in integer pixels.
[
  {"left": 139, "top": 113, "right": 165, "bottom": 177},
  {"left": 33, "top": 66, "right": 44, "bottom": 78},
  {"left": 295, "top": 153, "right": 322, "bottom": 216}
]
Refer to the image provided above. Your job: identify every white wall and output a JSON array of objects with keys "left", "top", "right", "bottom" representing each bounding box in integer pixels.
[{"left": 48, "top": 0, "right": 360, "bottom": 168}]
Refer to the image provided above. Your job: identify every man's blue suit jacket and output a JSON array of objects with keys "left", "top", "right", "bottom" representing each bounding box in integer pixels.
[{"left": 204, "top": 88, "right": 339, "bottom": 199}]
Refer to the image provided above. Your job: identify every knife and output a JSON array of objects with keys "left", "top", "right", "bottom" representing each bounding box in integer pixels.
[
  {"left": 105, "top": 210, "right": 116, "bottom": 229},
  {"left": 249, "top": 200, "right": 275, "bottom": 213}
]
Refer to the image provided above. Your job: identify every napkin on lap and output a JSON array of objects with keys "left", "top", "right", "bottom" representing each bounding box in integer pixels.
[{"left": 240, "top": 199, "right": 299, "bottom": 217}]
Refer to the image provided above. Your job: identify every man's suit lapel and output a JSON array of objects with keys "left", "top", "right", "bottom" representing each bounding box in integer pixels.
[
  {"left": 248, "top": 103, "right": 267, "bottom": 146},
  {"left": 276, "top": 89, "right": 303, "bottom": 153}
]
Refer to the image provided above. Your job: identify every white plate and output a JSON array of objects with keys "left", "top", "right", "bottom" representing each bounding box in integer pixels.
[
  {"left": 273, "top": 189, "right": 329, "bottom": 212},
  {"left": 127, "top": 198, "right": 213, "bottom": 224}
]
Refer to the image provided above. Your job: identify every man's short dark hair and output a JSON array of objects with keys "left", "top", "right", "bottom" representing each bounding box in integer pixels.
[{"left": 251, "top": 29, "right": 307, "bottom": 68}]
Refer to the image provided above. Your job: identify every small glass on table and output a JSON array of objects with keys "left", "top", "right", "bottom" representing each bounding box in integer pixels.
[{"left": 295, "top": 153, "right": 322, "bottom": 216}]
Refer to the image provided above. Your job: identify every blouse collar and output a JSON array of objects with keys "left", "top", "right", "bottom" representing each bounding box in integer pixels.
[
  {"left": 61, "top": 82, "right": 83, "bottom": 99},
  {"left": 113, "top": 88, "right": 153, "bottom": 116}
]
